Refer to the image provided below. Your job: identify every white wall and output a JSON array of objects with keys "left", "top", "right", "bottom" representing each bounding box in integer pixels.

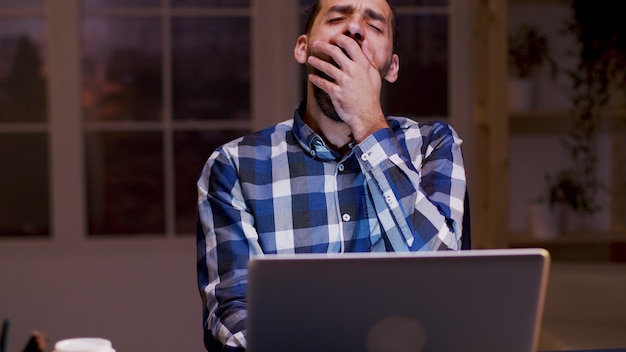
[{"left": 0, "top": 239, "right": 204, "bottom": 352}]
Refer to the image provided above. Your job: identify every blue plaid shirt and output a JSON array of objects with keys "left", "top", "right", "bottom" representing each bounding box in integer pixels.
[{"left": 197, "top": 102, "right": 466, "bottom": 350}]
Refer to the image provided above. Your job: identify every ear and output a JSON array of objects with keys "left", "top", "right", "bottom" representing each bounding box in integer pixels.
[
  {"left": 383, "top": 53, "right": 400, "bottom": 83},
  {"left": 294, "top": 34, "right": 309, "bottom": 64}
]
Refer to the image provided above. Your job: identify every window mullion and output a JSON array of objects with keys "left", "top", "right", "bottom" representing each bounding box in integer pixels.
[
  {"left": 162, "top": 0, "right": 175, "bottom": 237},
  {"left": 47, "top": 0, "right": 86, "bottom": 243}
]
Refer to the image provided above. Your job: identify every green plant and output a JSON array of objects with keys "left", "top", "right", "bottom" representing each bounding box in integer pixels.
[
  {"left": 508, "top": 25, "right": 557, "bottom": 79},
  {"left": 553, "top": 0, "right": 626, "bottom": 216},
  {"left": 544, "top": 169, "right": 599, "bottom": 214}
]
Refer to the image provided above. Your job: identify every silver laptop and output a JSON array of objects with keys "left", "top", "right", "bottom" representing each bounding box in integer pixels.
[{"left": 247, "top": 248, "right": 550, "bottom": 352}]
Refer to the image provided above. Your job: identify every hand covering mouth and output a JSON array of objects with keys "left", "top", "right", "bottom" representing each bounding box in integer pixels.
[
  {"left": 314, "top": 68, "right": 336, "bottom": 84},
  {"left": 316, "top": 47, "right": 346, "bottom": 83},
  {"left": 313, "top": 56, "right": 338, "bottom": 84},
  {"left": 311, "top": 44, "right": 349, "bottom": 84}
]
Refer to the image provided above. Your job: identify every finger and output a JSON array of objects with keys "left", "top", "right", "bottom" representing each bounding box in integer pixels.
[
  {"left": 330, "top": 35, "right": 367, "bottom": 65},
  {"left": 360, "top": 40, "right": 376, "bottom": 67},
  {"left": 311, "top": 40, "right": 348, "bottom": 69},
  {"left": 307, "top": 55, "right": 341, "bottom": 82},
  {"left": 308, "top": 72, "right": 337, "bottom": 95}
]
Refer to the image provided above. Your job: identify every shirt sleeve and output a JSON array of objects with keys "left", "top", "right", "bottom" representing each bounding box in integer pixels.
[
  {"left": 197, "top": 147, "right": 260, "bottom": 351},
  {"left": 353, "top": 121, "right": 466, "bottom": 251}
]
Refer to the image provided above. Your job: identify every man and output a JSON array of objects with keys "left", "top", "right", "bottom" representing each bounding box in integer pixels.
[{"left": 197, "top": 0, "right": 466, "bottom": 350}]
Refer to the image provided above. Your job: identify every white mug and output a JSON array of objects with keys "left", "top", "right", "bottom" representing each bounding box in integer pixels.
[{"left": 53, "top": 337, "right": 116, "bottom": 352}]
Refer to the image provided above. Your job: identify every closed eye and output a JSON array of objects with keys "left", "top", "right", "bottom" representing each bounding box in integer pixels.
[{"left": 369, "top": 23, "right": 382, "bottom": 32}]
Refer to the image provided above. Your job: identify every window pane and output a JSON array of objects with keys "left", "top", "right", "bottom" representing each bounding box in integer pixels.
[
  {"left": 174, "top": 130, "right": 248, "bottom": 234},
  {"left": 0, "top": 19, "right": 47, "bottom": 123},
  {"left": 299, "top": 0, "right": 448, "bottom": 8},
  {"left": 0, "top": 0, "right": 43, "bottom": 8},
  {"left": 86, "top": 131, "right": 164, "bottom": 235},
  {"left": 82, "top": 0, "right": 160, "bottom": 8},
  {"left": 390, "top": 0, "right": 448, "bottom": 6},
  {"left": 172, "top": 17, "right": 250, "bottom": 121},
  {"left": 384, "top": 15, "right": 448, "bottom": 118},
  {"left": 82, "top": 18, "right": 162, "bottom": 121},
  {"left": 173, "top": 0, "right": 249, "bottom": 7},
  {"left": 299, "top": 0, "right": 313, "bottom": 7},
  {"left": 0, "top": 133, "right": 49, "bottom": 237}
]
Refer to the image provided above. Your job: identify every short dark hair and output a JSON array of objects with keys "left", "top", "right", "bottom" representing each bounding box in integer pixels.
[{"left": 303, "top": 0, "right": 399, "bottom": 51}]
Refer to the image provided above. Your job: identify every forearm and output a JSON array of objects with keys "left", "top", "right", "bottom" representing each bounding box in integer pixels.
[
  {"left": 197, "top": 208, "right": 250, "bottom": 350},
  {"left": 355, "top": 121, "right": 466, "bottom": 251},
  {"left": 197, "top": 150, "right": 256, "bottom": 350}
]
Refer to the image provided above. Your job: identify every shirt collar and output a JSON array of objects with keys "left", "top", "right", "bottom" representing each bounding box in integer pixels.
[{"left": 292, "top": 101, "right": 341, "bottom": 162}]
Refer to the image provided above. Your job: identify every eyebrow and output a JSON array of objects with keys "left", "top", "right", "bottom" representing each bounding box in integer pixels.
[{"left": 326, "top": 4, "right": 388, "bottom": 25}]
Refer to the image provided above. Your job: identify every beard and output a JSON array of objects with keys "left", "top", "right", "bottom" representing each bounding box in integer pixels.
[
  {"left": 308, "top": 59, "right": 344, "bottom": 123},
  {"left": 313, "top": 80, "right": 343, "bottom": 123},
  {"left": 306, "top": 42, "right": 344, "bottom": 123}
]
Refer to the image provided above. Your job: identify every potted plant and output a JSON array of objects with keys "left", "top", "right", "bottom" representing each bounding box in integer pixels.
[
  {"left": 529, "top": 169, "right": 597, "bottom": 238},
  {"left": 508, "top": 25, "right": 557, "bottom": 111},
  {"left": 528, "top": 172, "right": 566, "bottom": 239},
  {"left": 548, "top": 169, "right": 600, "bottom": 212},
  {"left": 557, "top": 1, "right": 626, "bottom": 224},
  {"left": 528, "top": 2, "right": 626, "bottom": 237}
]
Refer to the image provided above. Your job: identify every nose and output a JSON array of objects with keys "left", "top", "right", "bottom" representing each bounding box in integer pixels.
[{"left": 343, "top": 18, "right": 364, "bottom": 44}]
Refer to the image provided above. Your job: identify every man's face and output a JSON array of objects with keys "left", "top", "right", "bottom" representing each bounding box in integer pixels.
[{"left": 302, "top": 0, "right": 398, "bottom": 122}]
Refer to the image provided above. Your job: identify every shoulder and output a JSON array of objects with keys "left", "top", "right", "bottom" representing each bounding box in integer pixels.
[
  {"left": 216, "top": 119, "right": 295, "bottom": 155},
  {"left": 387, "top": 116, "right": 462, "bottom": 145},
  {"left": 201, "top": 119, "right": 294, "bottom": 183}
]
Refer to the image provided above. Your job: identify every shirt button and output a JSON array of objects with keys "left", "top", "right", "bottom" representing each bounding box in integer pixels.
[
  {"left": 361, "top": 153, "right": 368, "bottom": 161},
  {"left": 310, "top": 150, "right": 316, "bottom": 157},
  {"left": 342, "top": 213, "right": 351, "bottom": 222},
  {"left": 338, "top": 164, "right": 345, "bottom": 172}
]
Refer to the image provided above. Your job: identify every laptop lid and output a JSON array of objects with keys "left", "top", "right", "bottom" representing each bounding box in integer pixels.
[{"left": 247, "top": 248, "right": 550, "bottom": 352}]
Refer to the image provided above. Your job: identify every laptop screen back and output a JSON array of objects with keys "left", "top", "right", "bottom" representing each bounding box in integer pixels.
[{"left": 247, "top": 248, "right": 550, "bottom": 352}]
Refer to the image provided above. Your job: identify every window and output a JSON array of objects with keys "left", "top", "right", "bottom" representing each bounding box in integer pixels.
[
  {"left": 386, "top": 1, "right": 449, "bottom": 118},
  {"left": 81, "top": 1, "right": 251, "bottom": 235},
  {"left": 0, "top": 0, "right": 471, "bottom": 240},
  {"left": 0, "top": 1, "right": 49, "bottom": 237}
]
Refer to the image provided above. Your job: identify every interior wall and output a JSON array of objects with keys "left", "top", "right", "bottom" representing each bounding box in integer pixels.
[{"left": 0, "top": 240, "right": 203, "bottom": 352}]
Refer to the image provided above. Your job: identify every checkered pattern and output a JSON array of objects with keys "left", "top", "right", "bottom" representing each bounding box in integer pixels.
[{"left": 196, "top": 102, "right": 466, "bottom": 350}]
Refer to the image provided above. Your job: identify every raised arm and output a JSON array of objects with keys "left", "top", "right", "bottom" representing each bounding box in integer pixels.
[{"left": 354, "top": 120, "right": 466, "bottom": 251}]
